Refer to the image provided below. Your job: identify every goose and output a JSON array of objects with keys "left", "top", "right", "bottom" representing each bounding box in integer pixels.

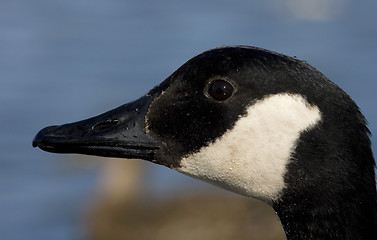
[{"left": 33, "top": 46, "right": 377, "bottom": 240}]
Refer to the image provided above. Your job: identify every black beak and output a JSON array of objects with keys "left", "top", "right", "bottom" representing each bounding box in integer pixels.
[{"left": 32, "top": 95, "right": 159, "bottom": 160}]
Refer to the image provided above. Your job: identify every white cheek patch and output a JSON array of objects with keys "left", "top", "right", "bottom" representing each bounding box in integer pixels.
[{"left": 176, "top": 93, "right": 321, "bottom": 203}]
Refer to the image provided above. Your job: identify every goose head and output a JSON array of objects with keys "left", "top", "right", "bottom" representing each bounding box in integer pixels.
[{"left": 33, "top": 46, "right": 377, "bottom": 239}]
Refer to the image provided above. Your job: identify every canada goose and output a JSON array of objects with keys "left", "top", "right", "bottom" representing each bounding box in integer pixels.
[{"left": 33, "top": 46, "right": 377, "bottom": 240}]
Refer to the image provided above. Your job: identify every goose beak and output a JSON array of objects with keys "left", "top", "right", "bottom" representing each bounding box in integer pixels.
[{"left": 32, "top": 95, "right": 159, "bottom": 161}]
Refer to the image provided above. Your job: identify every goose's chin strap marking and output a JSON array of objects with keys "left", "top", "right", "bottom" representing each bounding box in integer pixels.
[{"left": 176, "top": 93, "right": 322, "bottom": 204}]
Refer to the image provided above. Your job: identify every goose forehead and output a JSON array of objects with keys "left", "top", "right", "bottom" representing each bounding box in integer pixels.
[{"left": 176, "top": 93, "right": 322, "bottom": 203}]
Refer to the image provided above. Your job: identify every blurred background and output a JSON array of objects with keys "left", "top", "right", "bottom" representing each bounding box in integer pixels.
[{"left": 1, "top": 0, "right": 376, "bottom": 239}]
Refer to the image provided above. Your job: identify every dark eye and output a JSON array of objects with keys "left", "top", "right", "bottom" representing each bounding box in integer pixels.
[{"left": 207, "top": 79, "right": 234, "bottom": 101}]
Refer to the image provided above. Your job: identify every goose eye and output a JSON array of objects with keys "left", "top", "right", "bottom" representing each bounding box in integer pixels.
[{"left": 207, "top": 79, "right": 234, "bottom": 101}]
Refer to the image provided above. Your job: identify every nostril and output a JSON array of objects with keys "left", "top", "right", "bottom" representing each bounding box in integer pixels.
[{"left": 91, "top": 119, "right": 119, "bottom": 131}]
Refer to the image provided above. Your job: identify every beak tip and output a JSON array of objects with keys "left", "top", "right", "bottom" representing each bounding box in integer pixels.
[
  {"left": 32, "top": 125, "right": 58, "bottom": 149},
  {"left": 32, "top": 137, "right": 41, "bottom": 148},
  {"left": 32, "top": 132, "right": 43, "bottom": 148}
]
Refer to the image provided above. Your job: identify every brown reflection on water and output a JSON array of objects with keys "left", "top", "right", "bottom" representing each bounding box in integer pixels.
[{"left": 84, "top": 160, "right": 286, "bottom": 240}]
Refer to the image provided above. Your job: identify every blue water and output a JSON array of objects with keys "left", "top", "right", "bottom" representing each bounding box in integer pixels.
[{"left": 1, "top": 1, "right": 376, "bottom": 239}]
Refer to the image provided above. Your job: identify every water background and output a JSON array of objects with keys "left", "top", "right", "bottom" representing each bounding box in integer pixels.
[{"left": 1, "top": 1, "right": 376, "bottom": 239}]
